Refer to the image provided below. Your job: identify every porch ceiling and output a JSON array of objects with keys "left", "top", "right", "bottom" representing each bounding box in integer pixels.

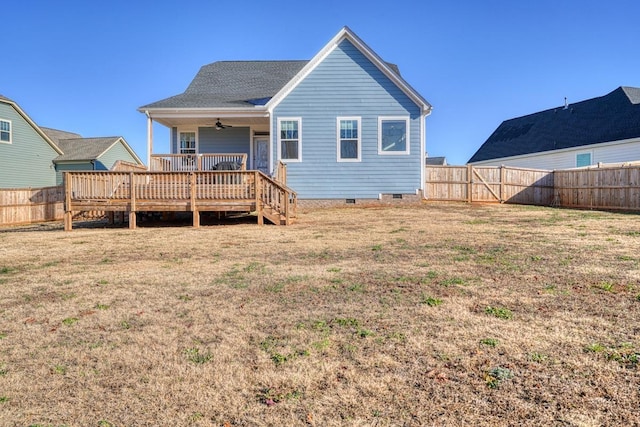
[{"left": 148, "top": 112, "right": 270, "bottom": 129}]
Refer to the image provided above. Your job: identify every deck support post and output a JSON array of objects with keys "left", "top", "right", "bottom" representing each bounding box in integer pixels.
[
  {"left": 107, "top": 211, "right": 115, "bottom": 225},
  {"left": 63, "top": 172, "right": 73, "bottom": 231},
  {"left": 190, "top": 172, "right": 199, "bottom": 228},
  {"left": 129, "top": 172, "right": 137, "bottom": 229},
  {"left": 129, "top": 211, "right": 137, "bottom": 229},
  {"left": 255, "top": 171, "right": 263, "bottom": 225}
]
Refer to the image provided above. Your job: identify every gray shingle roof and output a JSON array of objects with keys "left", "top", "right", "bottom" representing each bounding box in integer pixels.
[
  {"left": 41, "top": 127, "right": 123, "bottom": 162},
  {"left": 140, "top": 61, "right": 308, "bottom": 109},
  {"left": 140, "top": 59, "right": 403, "bottom": 110},
  {"left": 40, "top": 127, "right": 82, "bottom": 145},
  {"left": 425, "top": 156, "right": 447, "bottom": 166},
  {"left": 469, "top": 87, "right": 640, "bottom": 163},
  {"left": 54, "top": 137, "right": 120, "bottom": 162}
]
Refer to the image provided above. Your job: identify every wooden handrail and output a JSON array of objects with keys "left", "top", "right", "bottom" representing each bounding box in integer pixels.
[{"left": 150, "top": 154, "right": 248, "bottom": 171}]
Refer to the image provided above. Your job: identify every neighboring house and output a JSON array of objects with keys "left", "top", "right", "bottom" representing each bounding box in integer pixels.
[
  {"left": 42, "top": 128, "right": 143, "bottom": 185},
  {"left": 425, "top": 156, "right": 447, "bottom": 166},
  {"left": 0, "top": 95, "right": 62, "bottom": 188},
  {"left": 139, "top": 26, "right": 432, "bottom": 201},
  {"left": 468, "top": 87, "right": 640, "bottom": 169},
  {"left": 0, "top": 95, "right": 143, "bottom": 188}
]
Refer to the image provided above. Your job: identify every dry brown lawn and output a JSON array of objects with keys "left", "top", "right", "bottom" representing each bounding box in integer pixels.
[{"left": 1, "top": 203, "right": 639, "bottom": 426}]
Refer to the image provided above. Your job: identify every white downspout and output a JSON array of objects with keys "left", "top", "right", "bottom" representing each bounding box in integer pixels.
[
  {"left": 145, "top": 110, "right": 153, "bottom": 170},
  {"left": 420, "top": 108, "right": 432, "bottom": 199}
]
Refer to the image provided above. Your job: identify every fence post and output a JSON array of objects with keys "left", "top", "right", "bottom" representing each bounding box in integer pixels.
[
  {"left": 500, "top": 165, "right": 505, "bottom": 203},
  {"left": 466, "top": 164, "right": 473, "bottom": 203}
]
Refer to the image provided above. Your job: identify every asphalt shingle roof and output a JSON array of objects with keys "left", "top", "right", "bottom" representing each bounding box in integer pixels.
[
  {"left": 40, "top": 127, "right": 121, "bottom": 161},
  {"left": 140, "top": 59, "right": 403, "bottom": 110},
  {"left": 53, "top": 137, "right": 120, "bottom": 162},
  {"left": 140, "top": 61, "right": 308, "bottom": 109},
  {"left": 469, "top": 87, "right": 640, "bottom": 163},
  {"left": 40, "top": 127, "right": 82, "bottom": 145}
]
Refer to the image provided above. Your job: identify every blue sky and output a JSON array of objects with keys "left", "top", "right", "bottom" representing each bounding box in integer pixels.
[{"left": 3, "top": 0, "right": 639, "bottom": 165}]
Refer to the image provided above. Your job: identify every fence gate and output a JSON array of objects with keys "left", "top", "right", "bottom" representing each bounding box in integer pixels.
[{"left": 468, "top": 165, "right": 502, "bottom": 203}]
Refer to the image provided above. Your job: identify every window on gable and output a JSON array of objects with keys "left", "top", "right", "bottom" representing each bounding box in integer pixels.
[
  {"left": 179, "top": 131, "right": 196, "bottom": 154},
  {"left": 576, "top": 152, "right": 591, "bottom": 167},
  {"left": 278, "top": 118, "right": 301, "bottom": 161},
  {"left": 337, "top": 117, "right": 361, "bottom": 161},
  {"left": 378, "top": 117, "right": 409, "bottom": 155},
  {"left": 0, "top": 119, "right": 11, "bottom": 143}
]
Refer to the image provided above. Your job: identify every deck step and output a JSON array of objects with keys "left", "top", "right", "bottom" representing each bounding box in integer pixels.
[{"left": 262, "top": 206, "right": 287, "bottom": 225}]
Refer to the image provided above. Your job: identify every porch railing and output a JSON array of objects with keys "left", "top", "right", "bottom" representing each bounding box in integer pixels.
[{"left": 150, "top": 154, "right": 248, "bottom": 172}]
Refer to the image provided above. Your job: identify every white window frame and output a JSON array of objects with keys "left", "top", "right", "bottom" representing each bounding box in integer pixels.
[
  {"left": 576, "top": 151, "right": 592, "bottom": 167},
  {"left": 378, "top": 116, "right": 410, "bottom": 155},
  {"left": 337, "top": 117, "right": 362, "bottom": 162},
  {"left": 0, "top": 119, "right": 11, "bottom": 144},
  {"left": 277, "top": 117, "right": 302, "bottom": 162},
  {"left": 177, "top": 129, "right": 198, "bottom": 154}
]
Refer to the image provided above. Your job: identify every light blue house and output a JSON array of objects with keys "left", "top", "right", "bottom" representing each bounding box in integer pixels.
[
  {"left": 140, "top": 27, "right": 432, "bottom": 202},
  {"left": 0, "top": 95, "right": 143, "bottom": 188}
]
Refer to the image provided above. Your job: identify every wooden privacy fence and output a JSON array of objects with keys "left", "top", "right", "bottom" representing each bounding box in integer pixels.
[
  {"left": 426, "top": 164, "right": 640, "bottom": 211},
  {"left": 0, "top": 186, "right": 65, "bottom": 225},
  {"left": 555, "top": 166, "right": 640, "bottom": 210},
  {"left": 425, "top": 165, "right": 555, "bottom": 205}
]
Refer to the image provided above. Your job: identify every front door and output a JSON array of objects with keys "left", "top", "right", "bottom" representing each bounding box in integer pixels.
[{"left": 253, "top": 137, "right": 269, "bottom": 174}]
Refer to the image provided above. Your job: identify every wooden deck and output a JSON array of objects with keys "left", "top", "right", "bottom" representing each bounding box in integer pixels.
[{"left": 63, "top": 170, "right": 297, "bottom": 230}]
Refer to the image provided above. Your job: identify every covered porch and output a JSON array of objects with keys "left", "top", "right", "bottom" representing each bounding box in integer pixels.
[{"left": 143, "top": 113, "right": 273, "bottom": 175}]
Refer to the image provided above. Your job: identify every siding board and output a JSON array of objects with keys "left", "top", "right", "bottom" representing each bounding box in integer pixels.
[
  {"left": 273, "top": 39, "right": 423, "bottom": 199},
  {"left": 0, "top": 102, "right": 58, "bottom": 188}
]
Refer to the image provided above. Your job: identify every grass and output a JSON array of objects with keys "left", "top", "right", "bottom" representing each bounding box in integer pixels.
[{"left": 0, "top": 203, "right": 639, "bottom": 425}]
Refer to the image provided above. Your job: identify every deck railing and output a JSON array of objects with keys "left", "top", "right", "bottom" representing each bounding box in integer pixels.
[
  {"left": 150, "top": 154, "right": 247, "bottom": 172},
  {"left": 257, "top": 171, "right": 297, "bottom": 224},
  {"left": 64, "top": 170, "right": 295, "bottom": 229}
]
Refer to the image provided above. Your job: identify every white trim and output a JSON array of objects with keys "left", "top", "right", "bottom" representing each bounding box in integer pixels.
[
  {"left": 469, "top": 136, "right": 640, "bottom": 166},
  {"left": 420, "top": 111, "right": 428, "bottom": 196},
  {"left": 266, "top": 27, "right": 432, "bottom": 115},
  {"left": 277, "top": 117, "right": 302, "bottom": 162},
  {"left": 0, "top": 118, "right": 12, "bottom": 144},
  {"left": 177, "top": 128, "right": 198, "bottom": 154},
  {"left": 378, "top": 116, "right": 410, "bottom": 155},
  {"left": 336, "top": 117, "right": 362, "bottom": 162}
]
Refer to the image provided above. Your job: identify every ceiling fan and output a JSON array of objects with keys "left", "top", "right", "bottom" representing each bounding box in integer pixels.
[{"left": 215, "top": 118, "right": 233, "bottom": 130}]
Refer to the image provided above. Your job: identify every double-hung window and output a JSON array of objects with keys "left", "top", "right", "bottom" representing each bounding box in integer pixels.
[
  {"left": 0, "top": 119, "right": 11, "bottom": 143},
  {"left": 337, "top": 117, "right": 361, "bottom": 162},
  {"left": 179, "top": 131, "right": 196, "bottom": 154},
  {"left": 378, "top": 117, "right": 409, "bottom": 155},
  {"left": 278, "top": 118, "right": 301, "bottom": 161}
]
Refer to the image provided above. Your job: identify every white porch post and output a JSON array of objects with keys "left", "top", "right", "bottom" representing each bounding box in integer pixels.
[{"left": 145, "top": 111, "right": 153, "bottom": 170}]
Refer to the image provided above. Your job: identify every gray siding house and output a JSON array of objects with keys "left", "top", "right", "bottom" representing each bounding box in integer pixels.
[
  {"left": 0, "top": 95, "right": 143, "bottom": 188},
  {"left": 0, "top": 95, "right": 62, "bottom": 188},
  {"left": 469, "top": 87, "right": 640, "bottom": 169},
  {"left": 139, "top": 27, "right": 432, "bottom": 201}
]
